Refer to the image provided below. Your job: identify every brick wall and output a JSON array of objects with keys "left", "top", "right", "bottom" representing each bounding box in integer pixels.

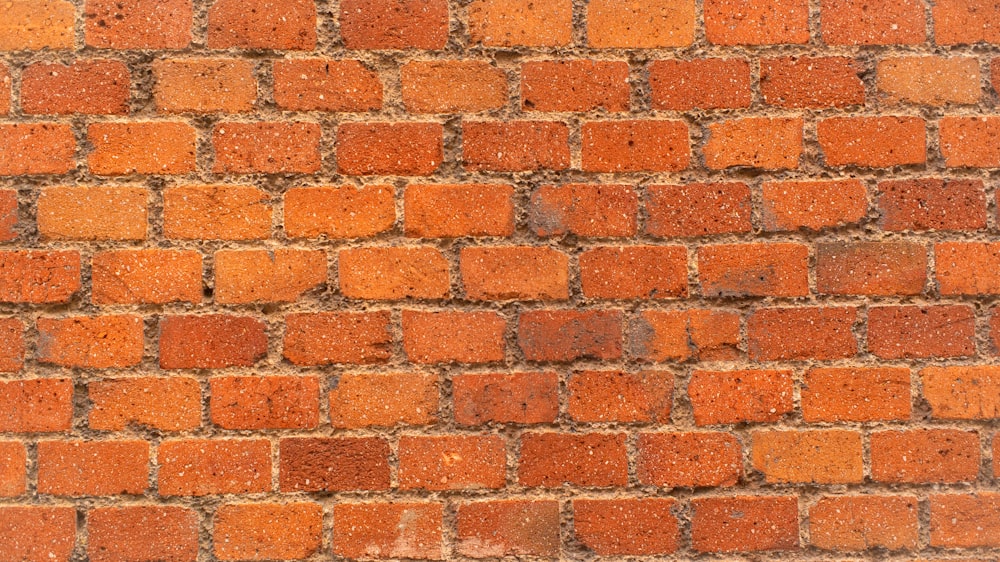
[{"left": 1, "top": 0, "right": 1000, "bottom": 559}]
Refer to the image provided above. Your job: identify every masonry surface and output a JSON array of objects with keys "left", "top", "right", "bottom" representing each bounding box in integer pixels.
[{"left": 1, "top": 0, "right": 1000, "bottom": 560}]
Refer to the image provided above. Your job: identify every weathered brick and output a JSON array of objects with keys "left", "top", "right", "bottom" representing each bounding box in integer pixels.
[
  {"left": 698, "top": 243, "right": 809, "bottom": 297},
  {"left": 0, "top": 251, "right": 77, "bottom": 304},
  {"left": 0, "top": 379, "right": 73, "bottom": 433},
  {"left": 215, "top": 249, "right": 325, "bottom": 304},
  {"left": 453, "top": 372, "right": 559, "bottom": 425},
  {"left": 704, "top": 117, "right": 802, "bottom": 170},
  {"left": 0, "top": 124, "right": 75, "bottom": 175},
  {"left": 650, "top": 58, "right": 752, "bottom": 110},
  {"left": 89, "top": 506, "right": 198, "bottom": 562},
  {"left": 341, "top": 0, "right": 449, "bottom": 50},
  {"left": 752, "top": 430, "right": 864, "bottom": 484},
  {"left": 868, "top": 305, "right": 976, "bottom": 359},
  {"left": 333, "top": 503, "right": 443, "bottom": 560},
  {"left": 37, "top": 440, "right": 148, "bottom": 496},
  {"left": 748, "top": 306, "right": 858, "bottom": 361},
  {"left": 0, "top": 64, "right": 8, "bottom": 114},
  {"left": 529, "top": 184, "right": 637, "bottom": 238},
  {"left": 37, "top": 315, "right": 144, "bottom": 369},
  {"left": 403, "top": 310, "right": 506, "bottom": 364},
  {"left": 573, "top": 498, "right": 679, "bottom": 556},
  {"left": 519, "top": 432, "right": 628, "bottom": 487},
  {"left": 580, "top": 246, "right": 687, "bottom": 300},
  {"left": 0, "top": 507, "right": 75, "bottom": 562},
  {"left": 158, "top": 439, "right": 271, "bottom": 496},
  {"left": 937, "top": 242, "right": 1000, "bottom": 294},
  {"left": 210, "top": 376, "right": 319, "bottom": 430},
  {"left": 0, "top": 0, "right": 74, "bottom": 51},
  {"left": 645, "top": 182, "right": 752, "bottom": 237},
  {"left": 469, "top": 0, "right": 572, "bottom": 47},
  {"left": 934, "top": 0, "right": 1000, "bottom": 44},
  {"left": 816, "top": 241, "right": 927, "bottom": 295},
  {"left": 0, "top": 190, "right": 15, "bottom": 240},
  {"left": 762, "top": 179, "right": 868, "bottom": 231},
  {"left": 879, "top": 56, "right": 982, "bottom": 105},
  {"left": 153, "top": 59, "right": 256, "bottom": 113},
  {"left": 705, "top": 0, "right": 809, "bottom": 44},
  {"left": 38, "top": 186, "right": 147, "bottom": 240},
  {"left": 568, "top": 370, "right": 672, "bottom": 423},
  {"left": 340, "top": 246, "right": 450, "bottom": 300},
  {"left": 821, "top": 0, "right": 926, "bottom": 44},
  {"left": 921, "top": 365, "right": 1000, "bottom": 419},
  {"left": 85, "top": 0, "right": 192, "bottom": 49},
  {"left": 22, "top": 60, "right": 130, "bottom": 115},
  {"left": 405, "top": 183, "right": 514, "bottom": 238},
  {"left": 871, "top": 429, "right": 980, "bottom": 483},
  {"left": 519, "top": 309, "right": 622, "bottom": 362},
  {"left": 402, "top": 60, "right": 507, "bottom": 113},
  {"left": 630, "top": 309, "right": 741, "bottom": 362},
  {"left": 400, "top": 435, "right": 506, "bottom": 490},
  {"left": 213, "top": 122, "right": 321, "bottom": 174},
  {"left": 802, "top": 367, "right": 912, "bottom": 422},
  {"left": 330, "top": 373, "right": 437, "bottom": 428},
  {"left": 689, "top": 369, "right": 794, "bottom": 425},
  {"left": 89, "top": 377, "right": 201, "bottom": 431},
  {"left": 761, "top": 56, "right": 865, "bottom": 108},
  {"left": 88, "top": 122, "right": 196, "bottom": 175},
  {"left": 581, "top": 120, "right": 690, "bottom": 172},
  {"left": 691, "top": 496, "right": 800, "bottom": 552},
  {"left": 522, "top": 60, "right": 629, "bottom": 112},
  {"left": 0, "top": 442, "right": 26, "bottom": 496},
  {"left": 164, "top": 185, "right": 271, "bottom": 240},
  {"left": 0, "top": 318, "right": 22, "bottom": 372},
  {"left": 879, "top": 178, "right": 987, "bottom": 231},
  {"left": 279, "top": 437, "right": 390, "bottom": 492},
  {"left": 284, "top": 311, "right": 392, "bottom": 365},
  {"left": 284, "top": 185, "right": 395, "bottom": 239},
  {"left": 337, "top": 122, "right": 443, "bottom": 175},
  {"left": 207, "top": 0, "right": 316, "bottom": 50},
  {"left": 461, "top": 246, "right": 569, "bottom": 301},
  {"left": 464, "top": 121, "right": 570, "bottom": 172},
  {"left": 940, "top": 116, "right": 1000, "bottom": 167},
  {"left": 588, "top": 0, "right": 695, "bottom": 47},
  {"left": 213, "top": 503, "right": 322, "bottom": 561},
  {"left": 818, "top": 116, "right": 926, "bottom": 167},
  {"left": 273, "top": 59, "right": 382, "bottom": 112},
  {"left": 930, "top": 493, "right": 1000, "bottom": 548},
  {"left": 160, "top": 315, "right": 267, "bottom": 369},
  {"left": 809, "top": 495, "right": 919, "bottom": 551},
  {"left": 637, "top": 432, "right": 742, "bottom": 487},
  {"left": 92, "top": 249, "right": 202, "bottom": 304},
  {"left": 455, "top": 500, "right": 560, "bottom": 558}
]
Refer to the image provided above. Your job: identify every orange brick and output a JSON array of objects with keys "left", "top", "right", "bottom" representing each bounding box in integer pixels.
[
  {"left": 84, "top": 0, "right": 193, "bottom": 49},
  {"left": 691, "top": 496, "right": 799, "bottom": 552},
  {"left": 0, "top": 442, "right": 26, "bottom": 496},
  {"left": 0, "top": 190, "right": 15, "bottom": 241},
  {"left": 400, "top": 435, "right": 506, "bottom": 490},
  {"left": 819, "top": 116, "right": 926, "bottom": 167},
  {"left": 0, "top": 63, "right": 8, "bottom": 114},
  {"left": 568, "top": 370, "right": 672, "bottom": 423},
  {"left": 456, "top": 500, "right": 560, "bottom": 558},
  {"left": 519, "top": 432, "right": 627, "bottom": 488},
  {"left": 519, "top": 309, "right": 622, "bottom": 362},
  {"left": 636, "top": 432, "right": 742, "bottom": 487},
  {"left": 38, "top": 186, "right": 147, "bottom": 240},
  {"left": 163, "top": 185, "right": 271, "bottom": 240},
  {"left": 761, "top": 56, "right": 865, "bottom": 108},
  {"left": 698, "top": 243, "right": 808, "bottom": 297},
  {"left": 0, "top": 0, "right": 74, "bottom": 50},
  {"left": 37, "top": 440, "right": 148, "bottom": 496},
  {"left": 207, "top": 0, "right": 316, "bottom": 50},
  {"left": 341, "top": 0, "right": 449, "bottom": 49},
  {"left": 816, "top": 241, "right": 927, "bottom": 295},
  {"left": 340, "top": 246, "right": 450, "bottom": 300},
  {"left": 762, "top": 179, "right": 868, "bottom": 231},
  {"left": 0, "top": 507, "right": 75, "bottom": 562},
  {"left": 153, "top": 59, "right": 256, "bottom": 113},
  {"left": 469, "top": 0, "right": 572, "bottom": 47},
  {"left": 284, "top": 185, "right": 395, "bottom": 239},
  {"left": 210, "top": 376, "right": 319, "bottom": 430},
  {"left": 0, "top": 124, "right": 75, "bottom": 175},
  {"left": 649, "top": 58, "right": 752, "bottom": 110},
  {"left": 22, "top": 60, "right": 130, "bottom": 115},
  {"left": 88, "top": 121, "right": 196, "bottom": 175},
  {"left": 580, "top": 246, "right": 687, "bottom": 300},
  {"left": 921, "top": 365, "right": 1000, "bottom": 419},
  {"left": 705, "top": 0, "right": 810, "bottom": 45},
  {"left": 581, "top": 120, "right": 690, "bottom": 172},
  {"left": 330, "top": 373, "right": 438, "bottom": 428},
  {"left": 283, "top": 311, "right": 392, "bottom": 365},
  {"left": 934, "top": 0, "right": 1000, "bottom": 44},
  {"left": 214, "top": 503, "right": 322, "bottom": 561},
  {"left": 464, "top": 120, "right": 570, "bottom": 171},
  {"left": 88, "top": 506, "right": 198, "bottom": 562},
  {"left": 810, "top": 495, "right": 919, "bottom": 551},
  {"left": 402, "top": 60, "right": 507, "bottom": 113},
  {"left": 160, "top": 315, "right": 267, "bottom": 369},
  {"left": 689, "top": 369, "right": 794, "bottom": 425},
  {"left": 821, "top": 0, "right": 926, "bottom": 44},
  {"left": 215, "top": 249, "right": 325, "bottom": 304},
  {"left": 405, "top": 183, "right": 513, "bottom": 238},
  {"left": 0, "top": 318, "right": 21, "bottom": 372},
  {"left": 529, "top": 184, "right": 637, "bottom": 238},
  {"left": 92, "top": 249, "right": 202, "bottom": 304},
  {"left": 273, "top": 59, "right": 382, "bottom": 112},
  {"left": 748, "top": 306, "right": 858, "bottom": 361},
  {"left": 868, "top": 305, "right": 976, "bottom": 359},
  {"left": 279, "top": 437, "right": 390, "bottom": 492},
  {"left": 159, "top": 439, "right": 271, "bottom": 496},
  {"left": 573, "top": 498, "right": 679, "bottom": 556},
  {"left": 88, "top": 377, "right": 201, "bottom": 431},
  {"left": 453, "top": 372, "right": 559, "bottom": 425},
  {"left": 879, "top": 56, "right": 981, "bottom": 105},
  {"left": 333, "top": 503, "right": 443, "bottom": 560},
  {"left": 588, "top": 0, "right": 695, "bottom": 47},
  {"left": 752, "top": 430, "right": 863, "bottom": 484},
  {"left": 461, "top": 246, "right": 568, "bottom": 301},
  {"left": 704, "top": 117, "right": 802, "bottom": 170},
  {"left": 630, "top": 309, "right": 741, "bottom": 362},
  {"left": 645, "top": 182, "right": 752, "bottom": 237},
  {"left": 936, "top": 242, "right": 1000, "bottom": 294},
  {"left": 872, "top": 429, "right": 980, "bottom": 483},
  {"left": 802, "top": 367, "right": 912, "bottom": 422},
  {"left": 879, "top": 178, "right": 987, "bottom": 231},
  {"left": 0, "top": 379, "right": 73, "bottom": 433},
  {"left": 337, "top": 122, "right": 442, "bottom": 175},
  {"left": 403, "top": 310, "right": 506, "bottom": 364},
  {"left": 37, "top": 315, "right": 144, "bottom": 369},
  {"left": 0, "top": 251, "right": 79, "bottom": 303},
  {"left": 213, "top": 121, "right": 321, "bottom": 174},
  {"left": 930, "top": 493, "right": 1000, "bottom": 548},
  {"left": 940, "top": 116, "right": 1000, "bottom": 167},
  {"left": 522, "top": 60, "right": 629, "bottom": 112}
]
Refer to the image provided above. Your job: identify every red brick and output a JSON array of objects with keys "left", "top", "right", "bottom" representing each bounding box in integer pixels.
[
  {"left": 400, "top": 435, "right": 506, "bottom": 490},
  {"left": 0, "top": 379, "right": 73, "bottom": 433},
  {"left": 879, "top": 178, "right": 987, "bottom": 231},
  {"left": 645, "top": 182, "right": 752, "bottom": 237},
  {"left": 761, "top": 56, "right": 865, "bottom": 108},
  {"left": 340, "top": 246, "right": 450, "bottom": 300},
  {"left": 816, "top": 241, "right": 927, "bottom": 296},
  {"left": 403, "top": 310, "right": 505, "bottom": 364},
  {"left": 649, "top": 58, "right": 752, "bottom": 110},
  {"left": 92, "top": 249, "right": 202, "bottom": 304},
  {"left": 337, "top": 122, "right": 442, "bottom": 175},
  {"left": 580, "top": 246, "right": 687, "bottom": 300},
  {"left": 207, "top": 0, "right": 315, "bottom": 50},
  {"left": 37, "top": 315, "right": 143, "bottom": 369},
  {"left": 0, "top": 507, "right": 75, "bottom": 562},
  {"left": 519, "top": 432, "right": 627, "bottom": 487},
  {"left": 405, "top": 183, "right": 514, "bottom": 238},
  {"left": 936, "top": 242, "right": 1000, "bottom": 294},
  {"left": 630, "top": 309, "right": 741, "bottom": 362},
  {"left": 160, "top": 315, "right": 267, "bottom": 369},
  {"left": 802, "top": 367, "right": 912, "bottom": 422},
  {"left": 214, "top": 503, "right": 322, "bottom": 561},
  {"left": 453, "top": 372, "right": 559, "bottom": 425},
  {"left": 689, "top": 369, "right": 794, "bottom": 425},
  {"left": 748, "top": 306, "right": 858, "bottom": 361},
  {"left": 215, "top": 249, "right": 325, "bottom": 304},
  {"left": 469, "top": 0, "right": 572, "bottom": 47},
  {"left": 930, "top": 493, "right": 1000, "bottom": 547},
  {"left": 529, "top": 184, "right": 637, "bottom": 238},
  {"left": 873, "top": 429, "right": 981, "bottom": 483},
  {"left": 164, "top": 185, "right": 270, "bottom": 240},
  {"left": 461, "top": 246, "right": 568, "bottom": 301},
  {"left": 455, "top": 500, "right": 560, "bottom": 558},
  {"left": 158, "top": 439, "right": 271, "bottom": 496},
  {"left": 762, "top": 179, "right": 868, "bottom": 231},
  {"left": 333, "top": 503, "right": 443, "bottom": 560},
  {"left": 284, "top": 311, "right": 392, "bottom": 365},
  {"left": 279, "top": 437, "right": 390, "bottom": 492},
  {"left": 821, "top": 0, "right": 926, "bottom": 44},
  {"left": 0, "top": 442, "right": 25, "bottom": 496},
  {"left": 341, "top": 0, "right": 449, "bottom": 50},
  {"left": 210, "top": 376, "right": 319, "bottom": 430},
  {"left": 0, "top": 318, "right": 23, "bottom": 372},
  {"left": 0, "top": 124, "right": 75, "bottom": 175},
  {"left": 588, "top": 0, "right": 695, "bottom": 47},
  {"left": 88, "top": 506, "right": 198, "bottom": 562},
  {"left": 818, "top": 116, "right": 926, "bottom": 167},
  {"left": 213, "top": 122, "right": 321, "bottom": 174},
  {"left": 698, "top": 243, "right": 809, "bottom": 297},
  {"left": 88, "top": 121, "right": 196, "bottom": 175},
  {"left": 464, "top": 121, "right": 570, "bottom": 172},
  {"left": 879, "top": 56, "right": 982, "bottom": 105},
  {"left": 89, "top": 377, "right": 201, "bottom": 431},
  {"left": 38, "top": 440, "right": 148, "bottom": 496},
  {"left": 0, "top": 0, "right": 74, "bottom": 50},
  {"left": 22, "top": 60, "right": 130, "bottom": 115},
  {"left": 752, "top": 430, "right": 863, "bottom": 484},
  {"left": 273, "top": 59, "right": 382, "bottom": 112},
  {"left": 522, "top": 60, "right": 629, "bottom": 112},
  {"left": 704, "top": 117, "right": 802, "bottom": 169},
  {"left": 868, "top": 305, "right": 976, "bottom": 359},
  {"left": 921, "top": 365, "right": 1000, "bottom": 419},
  {"left": 153, "top": 59, "right": 255, "bottom": 113},
  {"left": 573, "top": 498, "right": 679, "bottom": 556},
  {"left": 691, "top": 496, "right": 800, "bottom": 552},
  {"left": 705, "top": 0, "right": 809, "bottom": 44},
  {"left": 934, "top": 0, "right": 1000, "bottom": 44},
  {"left": 284, "top": 185, "right": 395, "bottom": 239},
  {"left": 330, "top": 373, "right": 438, "bottom": 428},
  {"left": 568, "top": 370, "right": 672, "bottom": 423},
  {"left": 402, "top": 60, "right": 507, "bottom": 113},
  {"left": 636, "top": 432, "right": 742, "bottom": 487},
  {"left": 38, "top": 186, "right": 147, "bottom": 241},
  {"left": 0, "top": 189, "right": 15, "bottom": 240},
  {"left": 940, "top": 116, "right": 1000, "bottom": 167},
  {"left": 85, "top": 0, "right": 192, "bottom": 49},
  {"left": 518, "top": 309, "right": 622, "bottom": 362},
  {"left": 810, "top": 495, "right": 919, "bottom": 551},
  {"left": 582, "top": 120, "right": 690, "bottom": 172}
]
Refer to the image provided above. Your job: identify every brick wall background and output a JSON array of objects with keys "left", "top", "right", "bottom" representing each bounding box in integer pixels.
[{"left": 1, "top": 0, "right": 1000, "bottom": 559}]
